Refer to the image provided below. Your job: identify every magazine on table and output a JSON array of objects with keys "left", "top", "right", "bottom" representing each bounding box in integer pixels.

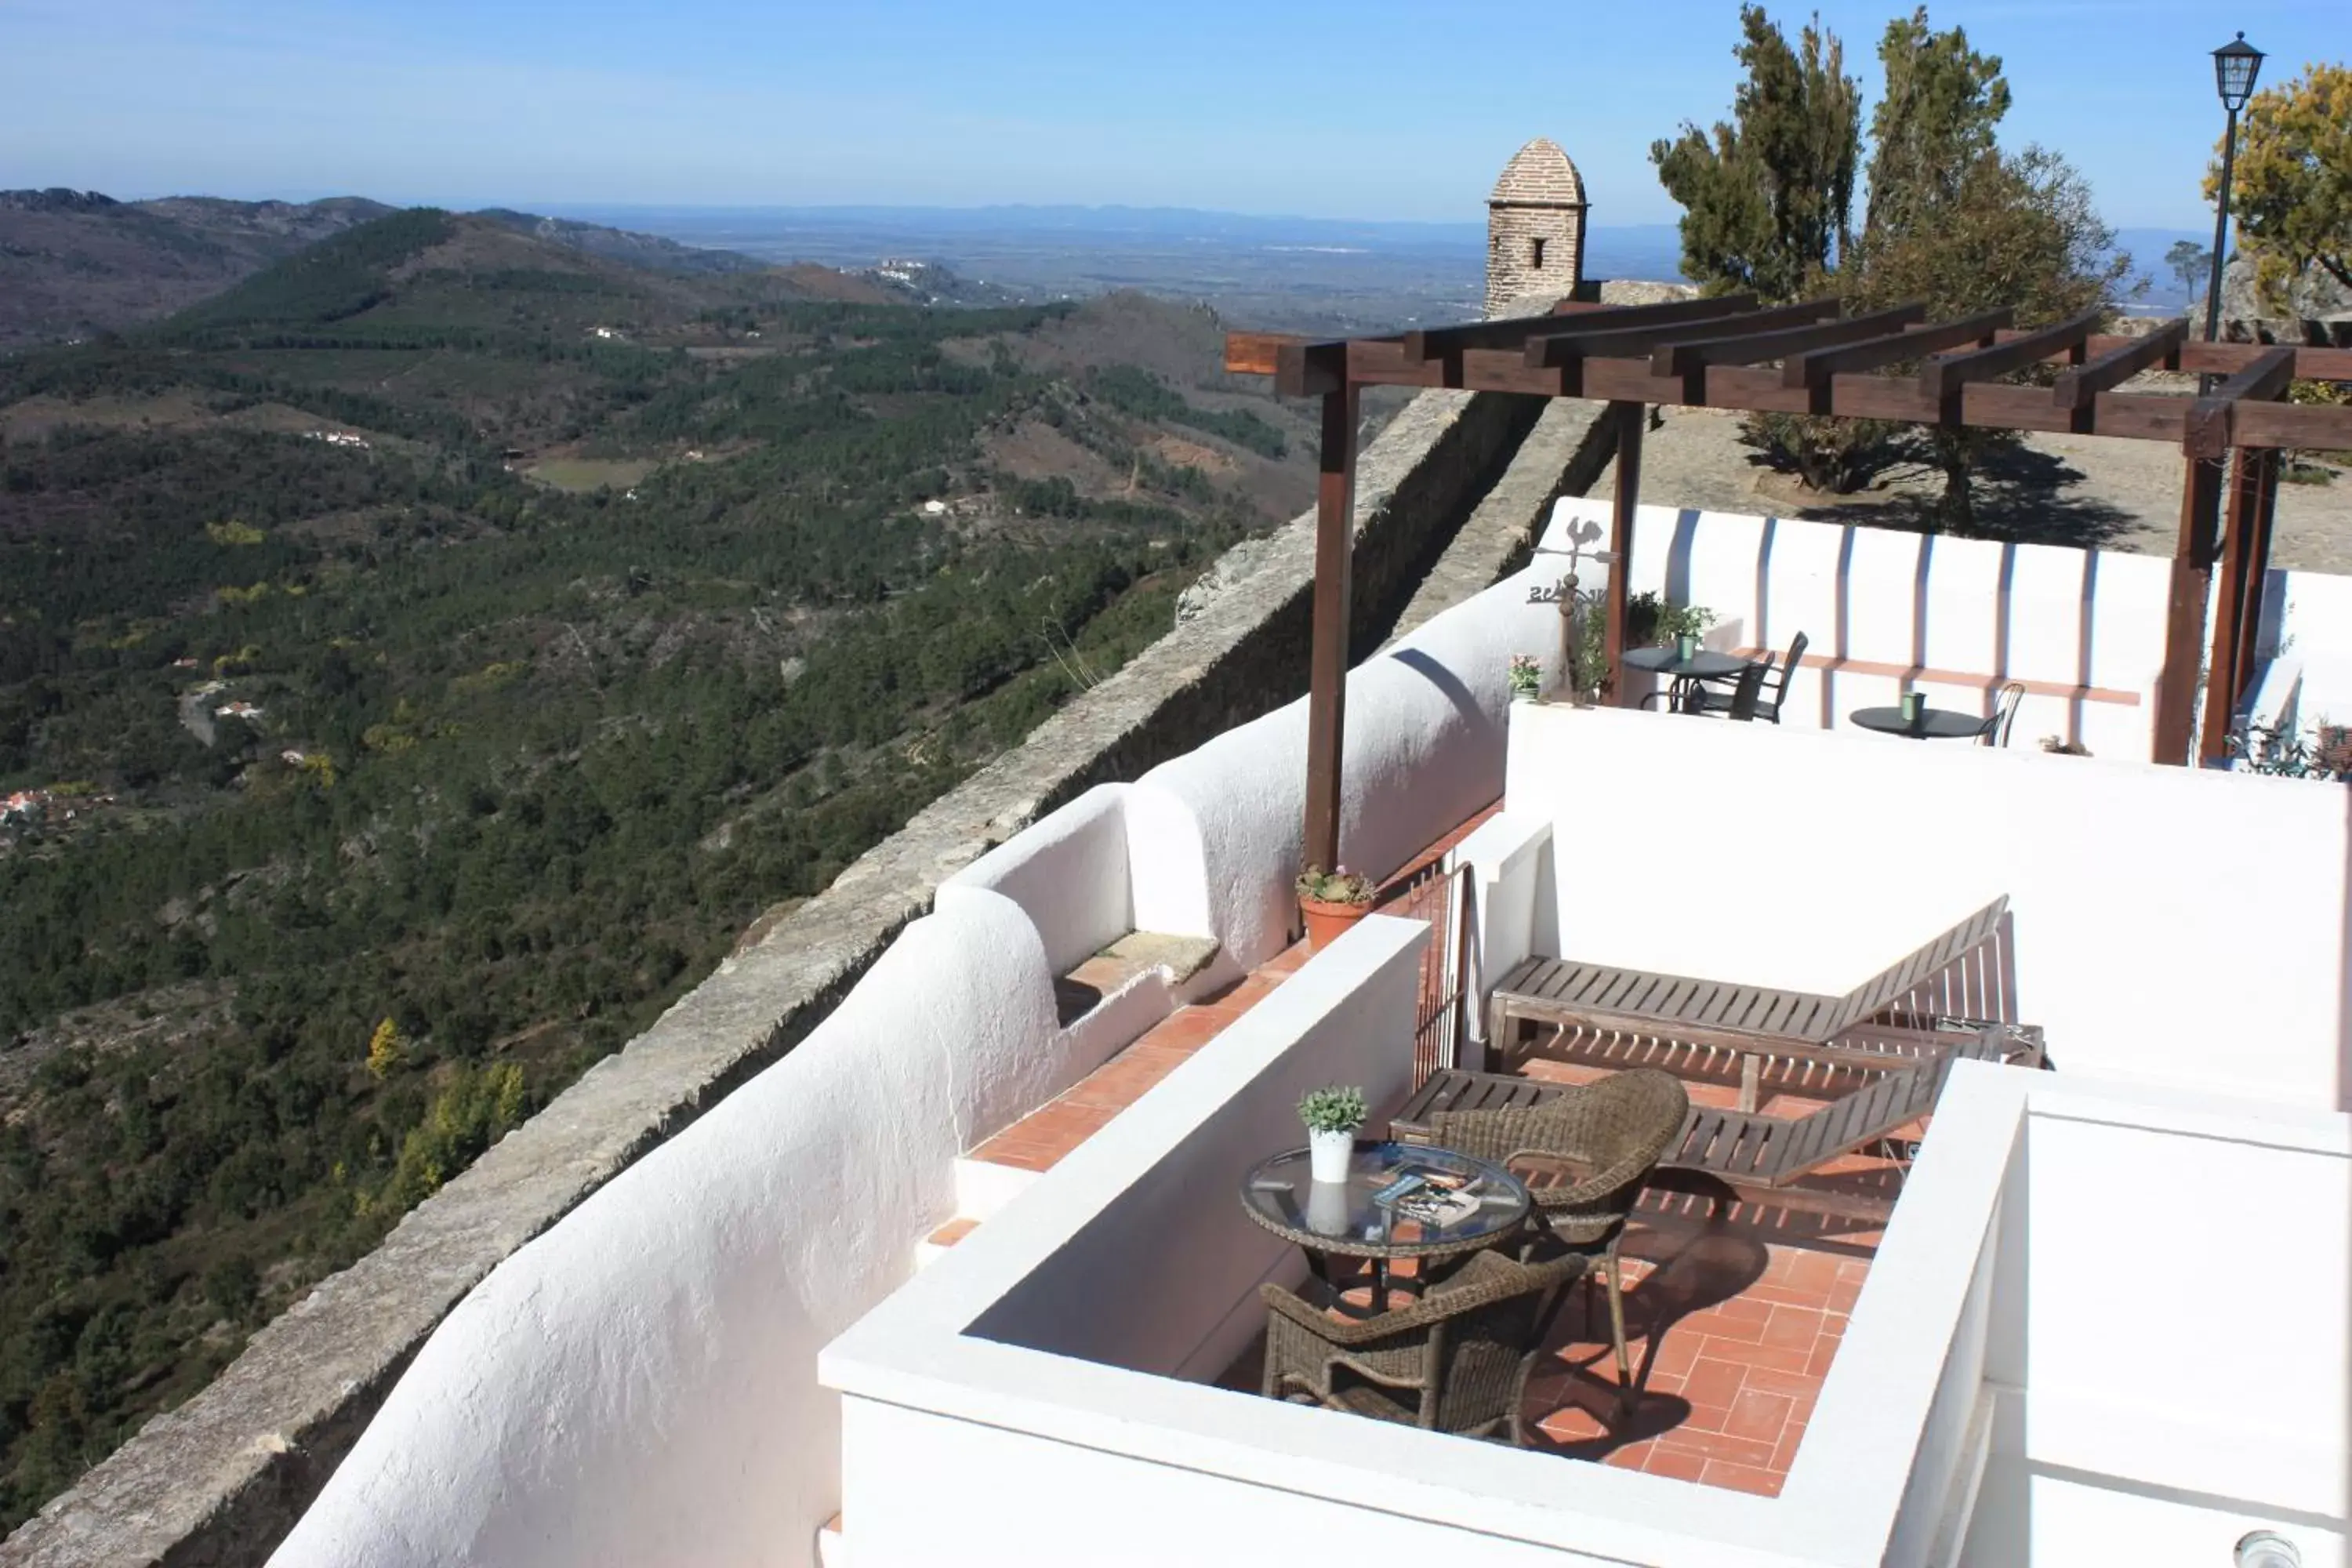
[{"left": 1370, "top": 1163, "right": 1486, "bottom": 1227}]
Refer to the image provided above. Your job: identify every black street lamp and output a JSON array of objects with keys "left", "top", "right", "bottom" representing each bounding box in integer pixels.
[{"left": 2201, "top": 31, "right": 2265, "bottom": 369}]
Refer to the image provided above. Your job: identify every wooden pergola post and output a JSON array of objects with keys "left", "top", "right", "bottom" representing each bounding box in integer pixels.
[
  {"left": 1606, "top": 401, "right": 1644, "bottom": 705},
  {"left": 2200, "top": 445, "right": 2281, "bottom": 764},
  {"left": 2154, "top": 455, "right": 2224, "bottom": 765},
  {"left": 1304, "top": 381, "right": 1359, "bottom": 874}
]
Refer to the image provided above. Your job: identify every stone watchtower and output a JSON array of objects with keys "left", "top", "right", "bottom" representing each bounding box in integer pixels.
[{"left": 1485, "top": 137, "right": 1588, "bottom": 318}]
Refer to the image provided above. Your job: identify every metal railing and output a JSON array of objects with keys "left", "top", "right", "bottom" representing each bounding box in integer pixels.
[{"left": 1382, "top": 860, "right": 1472, "bottom": 1088}]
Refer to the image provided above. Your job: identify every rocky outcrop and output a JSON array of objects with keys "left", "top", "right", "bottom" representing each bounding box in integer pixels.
[{"left": 2218, "top": 252, "right": 2352, "bottom": 347}]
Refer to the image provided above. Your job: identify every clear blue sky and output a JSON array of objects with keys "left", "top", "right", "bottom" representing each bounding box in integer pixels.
[{"left": 2, "top": 0, "right": 2341, "bottom": 228}]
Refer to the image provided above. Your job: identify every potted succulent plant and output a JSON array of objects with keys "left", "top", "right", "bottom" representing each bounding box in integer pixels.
[
  {"left": 1295, "top": 865, "right": 1375, "bottom": 950},
  {"left": 1298, "top": 1084, "right": 1367, "bottom": 1185},
  {"left": 1508, "top": 653, "right": 1542, "bottom": 702}
]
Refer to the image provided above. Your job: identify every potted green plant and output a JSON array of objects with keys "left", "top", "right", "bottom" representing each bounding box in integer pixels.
[
  {"left": 1508, "top": 653, "right": 1542, "bottom": 703},
  {"left": 1298, "top": 1084, "right": 1367, "bottom": 1184},
  {"left": 1625, "top": 590, "right": 1715, "bottom": 648},
  {"left": 1295, "top": 865, "right": 1374, "bottom": 951}
]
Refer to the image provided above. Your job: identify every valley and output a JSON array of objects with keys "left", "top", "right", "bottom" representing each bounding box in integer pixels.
[{"left": 0, "top": 205, "right": 1321, "bottom": 1529}]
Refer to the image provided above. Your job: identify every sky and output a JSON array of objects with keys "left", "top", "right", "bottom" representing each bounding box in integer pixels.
[{"left": 2, "top": 0, "right": 2343, "bottom": 229}]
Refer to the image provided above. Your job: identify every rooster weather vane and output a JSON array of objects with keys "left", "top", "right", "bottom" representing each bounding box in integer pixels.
[{"left": 1525, "top": 517, "right": 1615, "bottom": 701}]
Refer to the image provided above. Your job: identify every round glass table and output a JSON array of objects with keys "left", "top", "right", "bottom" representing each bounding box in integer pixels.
[
  {"left": 1622, "top": 645, "right": 1754, "bottom": 713},
  {"left": 1240, "top": 1142, "right": 1530, "bottom": 1313},
  {"left": 1850, "top": 705, "right": 1987, "bottom": 740}
]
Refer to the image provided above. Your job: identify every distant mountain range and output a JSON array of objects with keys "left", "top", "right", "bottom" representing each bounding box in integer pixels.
[
  {"left": 0, "top": 191, "right": 866, "bottom": 349},
  {"left": 0, "top": 189, "right": 397, "bottom": 347},
  {"left": 1, "top": 187, "right": 2213, "bottom": 354}
]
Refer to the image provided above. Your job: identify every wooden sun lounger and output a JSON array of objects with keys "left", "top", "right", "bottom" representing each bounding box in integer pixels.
[
  {"left": 1393, "top": 1023, "right": 2033, "bottom": 1222},
  {"left": 1486, "top": 897, "right": 2009, "bottom": 1110}
]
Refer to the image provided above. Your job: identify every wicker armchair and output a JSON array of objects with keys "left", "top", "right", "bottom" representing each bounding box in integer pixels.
[
  {"left": 1260, "top": 1247, "right": 1584, "bottom": 1444},
  {"left": 1420, "top": 1069, "right": 1690, "bottom": 1405}
]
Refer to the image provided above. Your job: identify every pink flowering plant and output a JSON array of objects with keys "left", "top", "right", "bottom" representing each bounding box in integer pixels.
[{"left": 1508, "top": 653, "right": 1542, "bottom": 698}]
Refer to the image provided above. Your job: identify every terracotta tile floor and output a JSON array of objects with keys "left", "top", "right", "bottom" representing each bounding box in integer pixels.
[
  {"left": 967, "top": 941, "right": 1314, "bottom": 1174},
  {"left": 1517, "top": 1208, "right": 1873, "bottom": 1494}
]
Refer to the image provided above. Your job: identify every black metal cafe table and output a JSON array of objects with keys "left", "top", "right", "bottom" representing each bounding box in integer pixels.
[
  {"left": 1849, "top": 705, "right": 1987, "bottom": 740},
  {"left": 1623, "top": 645, "right": 1753, "bottom": 713}
]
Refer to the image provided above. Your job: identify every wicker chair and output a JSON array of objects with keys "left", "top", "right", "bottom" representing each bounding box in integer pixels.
[
  {"left": 1420, "top": 1069, "right": 1690, "bottom": 1406},
  {"left": 1260, "top": 1247, "right": 1584, "bottom": 1444}
]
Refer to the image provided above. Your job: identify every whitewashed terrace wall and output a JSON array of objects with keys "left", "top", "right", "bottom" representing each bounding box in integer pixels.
[
  {"left": 267, "top": 890, "right": 1059, "bottom": 1567},
  {"left": 2275, "top": 568, "right": 2352, "bottom": 735},
  {"left": 1561, "top": 499, "right": 2176, "bottom": 760},
  {"left": 1498, "top": 702, "right": 2352, "bottom": 1111},
  {"left": 1962, "top": 1080, "right": 2349, "bottom": 1567},
  {"left": 260, "top": 523, "right": 1566, "bottom": 1567}
]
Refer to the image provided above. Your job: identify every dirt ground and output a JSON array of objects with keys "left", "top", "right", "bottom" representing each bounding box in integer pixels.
[{"left": 1589, "top": 402, "right": 2352, "bottom": 573}]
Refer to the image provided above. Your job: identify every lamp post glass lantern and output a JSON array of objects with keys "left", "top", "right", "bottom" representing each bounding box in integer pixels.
[{"left": 2201, "top": 31, "right": 2265, "bottom": 369}]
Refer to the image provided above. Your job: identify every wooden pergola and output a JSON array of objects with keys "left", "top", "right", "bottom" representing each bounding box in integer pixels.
[{"left": 1224, "top": 293, "right": 2352, "bottom": 873}]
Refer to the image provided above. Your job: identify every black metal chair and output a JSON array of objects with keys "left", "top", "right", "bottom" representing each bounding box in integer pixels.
[
  {"left": 1979, "top": 681, "right": 2024, "bottom": 747},
  {"left": 1719, "top": 661, "right": 1769, "bottom": 720},
  {"left": 1690, "top": 630, "right": 1808, "bottom": 724}
]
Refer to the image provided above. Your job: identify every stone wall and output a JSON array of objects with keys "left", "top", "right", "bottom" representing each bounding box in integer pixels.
[{"left": 0, "top": 386, "right": 1543, "bottom": 1568}]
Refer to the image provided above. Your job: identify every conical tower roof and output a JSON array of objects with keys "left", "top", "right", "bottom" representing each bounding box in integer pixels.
[{"left": 1490, "top": 138, "right": 1587, "bottom": 207}]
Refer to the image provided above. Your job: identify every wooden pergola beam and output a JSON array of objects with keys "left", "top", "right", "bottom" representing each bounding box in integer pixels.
[
  {"left": 2179, "top": 339, "right": 2352, "bottom": 379},
  {"left": 2053, "top": 319, "right": 2189, "bottom": 409},
  {"left": 1225, "top": 327, "right": 2352, "bottom": 389},
  {"left": 1525, "top": 297, "right": 1840, "bottom": 368},
  {"left": 2183, "top": 346, "right": 2298, "bottom": 460},
  {"left": 1274, "top": 339, "right": 1350, "bottom": 399},
  {"left": 1918, "top": 309, "right": 2100, "bottom": 403},
  {"left": 1400, "top": 292, "right": 1761, "bottom": 361},
  {"left": 1232, "top": 331, "right": 2352, "bottom": 385},
  {"left": 1780, "top": 309, "right": 2009, "bottom": 389},
  {"left": 1651, "top": 301, "right": 1927, "bottom": 379}
]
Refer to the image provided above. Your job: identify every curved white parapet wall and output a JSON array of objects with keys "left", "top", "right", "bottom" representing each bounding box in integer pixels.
[
  {"left": 267, "top": 891, "right": 1057, "bottom": 1568},
  {"left": 939, "top": 784, "right": 1134, "bottom": 978},
  {"left": 1134, "top": 538, "right": 1563, "bottom": 975}
]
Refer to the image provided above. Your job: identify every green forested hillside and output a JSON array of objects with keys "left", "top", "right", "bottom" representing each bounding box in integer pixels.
[{"left": 0, "top": 210, "right": 1310, "bottom": 1528}]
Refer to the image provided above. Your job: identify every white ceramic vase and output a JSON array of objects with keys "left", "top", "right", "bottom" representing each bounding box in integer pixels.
[
  {"left": 1308, "top": 1127, "right": 1355, "bottom": 1185},
  {"left": 1305, "top": 1177, "right": 1351, "bottom": 1237}
]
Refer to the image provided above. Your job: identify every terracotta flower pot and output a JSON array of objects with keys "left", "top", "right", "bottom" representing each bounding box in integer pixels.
[{"left": 1298, "top": 894, "right": 1372, "bottom": 952}]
